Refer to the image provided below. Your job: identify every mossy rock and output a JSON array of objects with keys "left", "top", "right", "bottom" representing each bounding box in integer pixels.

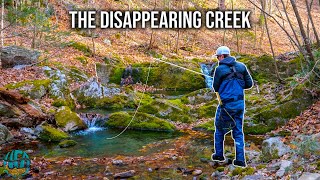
[
  {"left": 68, "top": 67, "right": 88, "bottom": 82},
  {"left": 55, "top": 106, "right": 87, "bottom": 131},
  {"left": 238, "top": 54, "right": 302, "bottom": 84},
  {"left": 232, "top": 167, "right": 244, "bottom": 176},
  {"left": 244, "top": 123, "right": 274, "bottom": 135},
  {"left": 139, "top": 98, "right": 194, "bottom": 123},
  {"left": 67, "top": 41, "right": 92, "bottom": 56},
  {"left": 5, "top": 79, "right": 51, "bottom": 99},
  {"left": 244, "top": 167, "right": 255, "bottom": 175},
  {"left": 52, "top": 98, "right": 75, "bottom": 109},
  {"left": 39, "top": 125, "right": 69, "bottom": 142},
  {"left": 216, "top": 167, "right": 225, "bottom": 172},
  {"left": 105, "top": 111, "right": 176, "bottom": 131},
  {"left": 181, "top": 88, "right": 216, "bottom": 105},
  {"left": 109, "top": 63, "right": 206, "bottom": 90},
  {"left": 194, "top": 101, "right": 217, "bottom": 119},
  {"left": 59, "top": 140, "right": 77, "bottom": 148},
  {"left": 193, "top": 120, "right": 214, "bottom": 132}
]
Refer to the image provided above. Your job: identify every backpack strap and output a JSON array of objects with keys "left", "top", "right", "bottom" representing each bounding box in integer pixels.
[{"left": 222, "top": 65, "right": 244, "bottom": 81}]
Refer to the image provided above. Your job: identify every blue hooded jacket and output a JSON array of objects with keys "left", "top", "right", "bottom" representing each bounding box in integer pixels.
[
  {"left": 212, "top": 56, "right": 253, "bottom": 110},
  {"left": 213, "top": 56, "right": 253, "bottom": 92}
]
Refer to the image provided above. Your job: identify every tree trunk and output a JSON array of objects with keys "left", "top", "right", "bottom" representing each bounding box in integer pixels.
[
  {"left": 290, "top": 0, "right": 315, "bottom": 62},
  {"left": 305, "top": 0, "right": 320, "bottom": 47},
  {"left": 261, "top": 0, "right": 283, "bottom": 83},
  {"left": 219, "top": 0, "right": 226, "bottom": 9},
  {"left": 0, "top": 0, "right": 3, "bottom": 68},
  {"left": 280, "top": 0, "right": 306, "bottom": 59}
]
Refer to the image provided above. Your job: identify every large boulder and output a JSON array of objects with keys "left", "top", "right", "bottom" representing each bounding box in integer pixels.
[
  {"left": 180, "top": 88, "right": 217, "bottom": 105},
  {"left": 298, "top": 173, "right": 320, "bottom": 180},
  {"left": 55, "top": 106, "right": 87, "bottom": 131},
  {"left": 261, "top": 137, "right": 291, "bottom": 162},
  {"left": 73, "top": 78, "right": 123, "bottom": 109},
  {"left": 0, "top": 88, "right": 46, "bottom": 127},
  {"left": 39, "top": 125, "right": 69, "bottom": 142},
  {"left": 105, "top": 111, "right": 175, "bottom": 131},
  {"left": 0, "top": 124, "right": 13, "bottom": 144},
  {"left": 1, "top": 46, "right": 40, "bottom": 68},
  {"left": 139, "top": 98, "right": 193, "bottom": 123}
]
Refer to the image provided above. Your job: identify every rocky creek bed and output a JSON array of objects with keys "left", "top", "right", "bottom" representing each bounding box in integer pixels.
[{"left": 0, "top": 53, "right": 319, "bottom": 179}]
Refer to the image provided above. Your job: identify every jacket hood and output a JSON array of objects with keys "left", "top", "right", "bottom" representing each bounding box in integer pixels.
[{"left": 219, "top": 56, "right": 236, "bottom": 66}]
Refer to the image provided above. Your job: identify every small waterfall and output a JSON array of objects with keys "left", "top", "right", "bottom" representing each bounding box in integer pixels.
[
  {"left": 200, "top": 63, "right": 216, "bottom": 90},
  {"left": 77, "top": 113, "right": 108, "bottom": 135}
]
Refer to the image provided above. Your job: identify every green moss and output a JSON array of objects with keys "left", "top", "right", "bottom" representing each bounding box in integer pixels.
[
  {"left": 226, "top": 153, "right": 235, "bottom": 159},
  {"left": 68, "top": 67, "right": 87, "bottom": 82},
  {"left": 316, "top": 161, "right": 320, "bottom": 170},
  {"left": 244, "top": 123, "right": 274, "bottom": 135},
  {"left": 109, "top": 63, "right": 205, "bottom": 90},
  {"left": 39, "top": 125, "right": 69, "bottom": 142},
  {"left": 194, "top": 121, "right": 214, "bottom": 132},
  {"left": 75, "top": 56, "right": 88, "bottom": 64},
  {"left": 278, "top": 130, "right": 291, "bottom": 137},
  {"left": 115, "top": 32, "right": 121, "bottom": 39},
  {"left": 5, "top": 79, "right": 50, "bottom": 90},
  {"left": 256, "top": 164, "right": 266, "bottom": 169},
  {"left": 195, "top": 102, "right": 217, "bottom": 119},
  {"left": 68, "top": 41, "right": 92, "bottom": 56},
  {"left": 109, "top": 66, "right": 124, "bottom": 84},
  {"left": 232, "top": 167, "right": 244, "bottom": 176},
  {"left": 59, "top": 140, "right": 77, "bottom": 148},
  {"left": 105, "top": 111, "right": 175, "bottom": 131},
  {"left": 139, "top": 99, "right": 193, "bottom": 123},
  {"left": 216, "top": 167, "right": 225, "bottom": 172},
  {"left": 55, "top": 106, "right": 87, "bottom": 130},
  {"left": 5, "top": 79, "right": 51, "bottom": 99},
  {"left": 181, "top": 88, "right": 216, "bottom": 105},
  {"left": 52, "top": 98, "right": 75, "bottom": 109},
  {"left": 244, "top": 167, "right": 255, "bottom": 175}
]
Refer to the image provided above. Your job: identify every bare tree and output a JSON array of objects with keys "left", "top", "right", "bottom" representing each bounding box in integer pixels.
[
  {"left": 305, "top": 0, "right": 320, "bottom": 47},
  {"left": 290, "top": 0, "right": 315, "bottom": 62},
  {"left": 260, "top": 0, "right": 282, "bottom": 83}
]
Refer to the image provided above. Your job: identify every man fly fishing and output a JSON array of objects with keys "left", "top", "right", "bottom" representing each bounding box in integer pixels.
[{"left": 211, "top": 46, "right": 253, "bottom": 167}]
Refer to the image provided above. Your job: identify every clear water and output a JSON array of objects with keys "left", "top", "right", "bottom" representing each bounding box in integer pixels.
[{"left": 35, "top": 128, "right": 183, "bottom": 158}]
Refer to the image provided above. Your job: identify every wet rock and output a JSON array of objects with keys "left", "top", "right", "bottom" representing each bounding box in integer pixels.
[
  {"left": 39, "top": 125, "right": 68, "bottom": 142},
  {"left": 171, "top": 155, "right": 178, "bottom": 160},
  {"left": 55, "top": 106, "right": 87, "bottom": 132},
  {"left": 113, "top": 170, "right": 135, "bottom": 179},
  {"left": 0, "top": 124, "right": 13, "bottom": 144},
  {"left": 200, "top": 158, "right": 210, "bottom": 163},
  {"left": 261, "top": 137, "right": 290, "bottom": 161},
  {"left": 25, "top": 149, "right": 34, "bottom": 154},
  {"left": 275, "top": 160, "right": 292, "bottom": 177},
  {"left": 59, "top": 140, "right": 77, "bottom": 148},
  {"left": 242, "top": 175, "right": 265, "bottom": 180},
  {"left": 192, "top": 169, "right": 202, "bottom": 176},
  {"left": 112, "top": 160, "right": 124, "bottom": 166},
  {"left": 298, "top": 172, "right": 320, "bottom": 180},
  {"left": 1, "top": 46, "right": 40, "bottom": 68}
]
